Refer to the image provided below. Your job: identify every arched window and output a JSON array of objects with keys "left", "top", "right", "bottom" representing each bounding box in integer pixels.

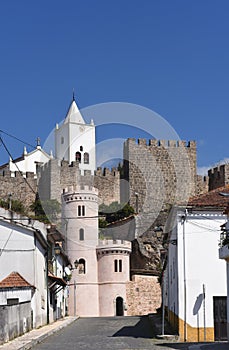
[
  {"left": 79, "top": 228, "right": 84, "bottom": 241},
  {"left": 61, "top": 136, "right": 64, "bottom": 144},
  {"left": 78, "top": 258, "right": 86, "bottom": 274},
  {"left": 84, "top": 152, "right": 89, "bottom": 164},
  {"left": 75, "top": 152, "right": 81, "bottom": 163}
]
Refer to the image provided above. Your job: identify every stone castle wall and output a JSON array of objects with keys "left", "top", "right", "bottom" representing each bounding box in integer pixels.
[
  {"left": 208, "top": 164, "right": 229, "bottom": 191},
  {"left": 38, "top": 159, "right": 120, "bottom": 206},
  {"left": 195, "top": 175, "right": 209, "bottom": 196},
  {"left": 94, "top": 167, "right": 120, "bottom": 205},
  {"left": 123, "top": 138, "right": 197, "bottom": 213},
  {"left": 126, "top": 274, "right": 161, "bottom": 316},
  {"left": 0, "top": 170, "right": 37, "bottom": 208}
]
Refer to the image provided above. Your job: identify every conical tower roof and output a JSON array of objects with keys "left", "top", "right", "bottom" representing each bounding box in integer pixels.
[{"left": 64, "top": 95, "right": 85, "bottom": 124}]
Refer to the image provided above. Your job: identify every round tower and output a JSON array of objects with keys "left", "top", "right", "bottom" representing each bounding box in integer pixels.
[
  {"left": 97, "top": 239, "right": 131, "bottom": 316},
  {"left": 62, "top": 185, "right": 99, "bottom": 316}
]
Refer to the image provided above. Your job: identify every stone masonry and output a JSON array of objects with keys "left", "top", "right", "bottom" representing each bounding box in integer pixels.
[
  {"left": 0, "top": 170, "right": 37, "bottom": 209},
  {"left": 126, "top": 274, "right": 161, "bottom": 316},
  {"left": 38, "top": 159, "right": 120, "bottom": 207},
  {"left": 208, "top": 163, "right": 229, "bottom": 190}
]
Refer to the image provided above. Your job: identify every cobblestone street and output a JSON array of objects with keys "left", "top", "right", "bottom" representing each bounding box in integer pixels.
[{"left": 31, "top": 316, "right": 189, "bottom": 350}]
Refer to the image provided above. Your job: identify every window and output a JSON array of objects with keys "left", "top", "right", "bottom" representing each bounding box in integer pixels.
[
  {"left": 75, "top": 152, "right": 81, "bottom": 163},
  {"left": 78, "top": 205, "right": 85, "bottom": 216},
  {"left": 114, "top": 259, "right": 122, "bottom": 272},
  {"left": 80, "top": 146, "right": 83, "bottom": 151},
  {"left": 114, "top": 259, "right": 118, "bottom": 272},
  {"left": 119, "top": 259, "right": 122, "bottom": 272},
  {"left": 84, "top": 152, "right": 89, "bottom": 164},
  {"left": 78, "top": 258, "right": 86, "bottom": 274},
  {"left": 79, "top": 228, "right": 84, "bottom": 241},
  {"left": 61, "top": 136, "right": 64, "bottom": 144}
]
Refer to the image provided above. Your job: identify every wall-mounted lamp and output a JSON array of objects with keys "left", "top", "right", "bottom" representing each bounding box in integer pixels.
[
  {"left": 54, "top": 244, "right": 61, "bottom": 256},
  {"left": 74, "top": 259, "right": 79, "bottom": 269}
]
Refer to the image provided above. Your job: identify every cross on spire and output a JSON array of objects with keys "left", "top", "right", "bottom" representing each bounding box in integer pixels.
[{"left": 36, "top": 137, "right": 41, "bottom": 148}]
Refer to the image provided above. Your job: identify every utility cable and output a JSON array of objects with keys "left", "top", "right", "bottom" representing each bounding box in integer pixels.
[
  {"left": 0, "top": 136, "right": 37, "bottom": 195},
  {"left": 0, "top": 129, "right": 36, "bottom": 149}
]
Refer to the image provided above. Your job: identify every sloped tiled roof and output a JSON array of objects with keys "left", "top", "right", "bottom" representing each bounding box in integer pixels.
[
  {"left": 0, "top": 272, "right": 33, "bottom": 289},
  {"left": 188, "top": 185, "right": 229, "bottom": 209}
]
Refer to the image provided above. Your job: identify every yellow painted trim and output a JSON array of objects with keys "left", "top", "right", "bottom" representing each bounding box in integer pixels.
[{"left": 168, "top": 309, "right": 214, "bottom": 342}]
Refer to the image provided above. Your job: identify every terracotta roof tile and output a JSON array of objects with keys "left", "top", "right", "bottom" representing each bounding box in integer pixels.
[
  {"left": 0, "top": 272, "right": 33, "bottom": 288},
  {"left": 188, "top": 185, "right": 229, "bottom": 209}
]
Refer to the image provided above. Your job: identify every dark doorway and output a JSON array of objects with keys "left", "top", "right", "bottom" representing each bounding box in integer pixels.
[
  {"left": 116, "top": 297, "right": 124, "bottom": 316},
  {"left": 213, "top": 296, "right": 227, "bottom": 341}
]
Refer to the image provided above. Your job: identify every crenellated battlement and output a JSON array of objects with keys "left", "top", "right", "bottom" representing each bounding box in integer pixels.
[
  {"left": 95, "top": 167, "right": 119, "bottom": 177},
  {"left": 0, "top": 170, "right": 37, "bottom": 179},
  {"left": 127, "top": 138, "right": 196, "bottom": 148},
  {"left": 63, "top": 185, "right": 98, "bottom": 196},
  {"left": 208, "top": 163, "right": 229, "bottom": 191},
  {"left": 97, "top": 239, "right": 131, "bottom": 254}
]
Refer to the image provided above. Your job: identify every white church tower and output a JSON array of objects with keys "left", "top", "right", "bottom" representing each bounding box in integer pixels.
[{"left": 55, "top": 94, "right": 96, "bottom": 174}]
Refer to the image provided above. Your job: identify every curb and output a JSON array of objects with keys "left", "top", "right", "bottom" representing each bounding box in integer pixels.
[
  {"left": 0, "top": 317, "right": 79, "bottom": 350},
  {"left": 20, "top": 317, "right": 79, "bottom": 350}
]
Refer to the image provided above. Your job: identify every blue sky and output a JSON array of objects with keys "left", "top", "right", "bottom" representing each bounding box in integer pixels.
[{"left": 0, "top": 1, "right": 228, "bottom": 174}]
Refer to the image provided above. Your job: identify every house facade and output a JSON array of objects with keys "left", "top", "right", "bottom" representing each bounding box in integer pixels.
[
  {"left": 165, "top": 192, "right": 228, "bottom": 342},
  {"left": 0, "top": 208, "right": 69, "bottom": 344}
]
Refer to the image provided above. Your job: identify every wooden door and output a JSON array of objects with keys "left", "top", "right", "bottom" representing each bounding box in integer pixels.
[{"left": 213, "top": 296, "right": 227, "bottom": 341}]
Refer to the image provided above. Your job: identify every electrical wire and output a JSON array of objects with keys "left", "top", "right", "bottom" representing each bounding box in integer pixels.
[
  {"left": 0, "top": 136, "right": 37, "bottom": 195},
  {"left": 0, "top": 129, "right": 36, "bottom": 149}
]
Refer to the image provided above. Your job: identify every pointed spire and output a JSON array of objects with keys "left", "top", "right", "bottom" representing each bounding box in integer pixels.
[
  {"left": 72, "top": 88, "right": 75, "bottom": 101},
  {"left": 64, "top": 95, "right": 85, "bottom": 125}
]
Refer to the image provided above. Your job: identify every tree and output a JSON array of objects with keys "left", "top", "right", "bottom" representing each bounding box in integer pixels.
[
  {"left": 99, "top": 201, "right": 134, "bottom": 226},
  {"left": 30, "top": 198, "right": 61, "bottom": 223},
  {"left": 0, "top": 198, "right": 25, "bottom": 214}
]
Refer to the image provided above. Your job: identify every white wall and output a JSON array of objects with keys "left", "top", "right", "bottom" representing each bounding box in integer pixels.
[
  {"left": 0, "top": 209, "right": 48, "bottom": 328},
  {"left": 168, "top": 212, "right": 227, "bottom": 329},
  {"left": 9, "top": 148, "right": 50, "bottom": 175}
]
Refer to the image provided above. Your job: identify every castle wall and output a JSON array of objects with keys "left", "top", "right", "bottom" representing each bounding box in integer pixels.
[
  {"left": 38, "top": 160, "right": 120, "bottom": 207},
  {"left": 208, "top": 164, "right": 229, "bottom": 191},
  {"left": 122, "top": 138, "right": 197, "bottom": 232},
  {"left": 126, "top": 274, "right": 161, "bottom": 316},
  {"left": 123, "top": 138, "right": 197, "bottom": 209},
  {"left": 94, "top": 167, "right": 120, "bottom": 205},
  {"left": 0, "top": 170, "right": 37, "bottom": 208},
  {"left": 195, "top": 175, "right": 209, "bottom": 196}
]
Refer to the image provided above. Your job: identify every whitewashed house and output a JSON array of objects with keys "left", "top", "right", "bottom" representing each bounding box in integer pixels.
[
  {"left": 218, "top": 188, "right": 229, "bottom": 341},
  {"left": 0, "top": 208, "right": 69, "bottom": 344},
  {"left": 164, "top": 188, "right": 228, "bottom": 342}
]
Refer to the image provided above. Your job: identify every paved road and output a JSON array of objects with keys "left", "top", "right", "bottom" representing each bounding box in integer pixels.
[{"left": 31, "top": 316, "right": 189, "bottom": 350}]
